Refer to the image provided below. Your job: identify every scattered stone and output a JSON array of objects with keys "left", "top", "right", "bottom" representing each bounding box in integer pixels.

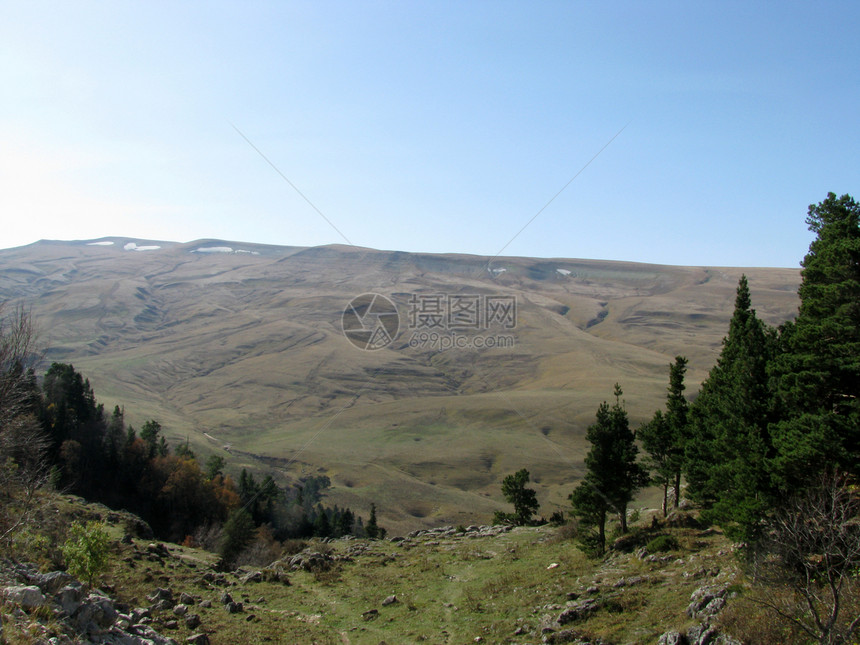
[
  {"left": 658, "top": 631, "right": 686, "bottom": 645},
  {"left": 2, "top": 586, "right": 46, "bottom": 610},
  {"left": 187, "top": 633, "right": 211, "bottom": 645},
  {"left": 686, "top": 585, "right": 728, "bottom": 619},
  {"left": 29, "top": 571, "right": 73, "bottom": 594},
  {"left": 240, "top": 570, "right": 263, "bottom": 584},
  {"left": 199, "top": 599, "right": 212, "bottom": 608},
  {"left": 179, "top": 592, "right": 195, "bottom": 605},
  {"left": 173, "top": 603, "right": 188, "bottom": 616},
  {"left": 163, "top": 619, "right": 179, "bottom": 629},
  {"left": 362, "top": 609, "right": 379, "bottom": 621},
  {"left": 547, "top": 563, "right": 559, "bottom": 570},
  {"left": 542, "top": 628, "right": 598, "bottom": 644},
  {"left": 288, "top": 551, "right": 334, "bottom": 572},
  {"left": 382, "top": 594, "right": 398, "bottom": 606},
  {"left": 185, "top": 613, "right": 202, "bottom": 629},
  {"left": 557, "top": 598, "right": 599, "bottom": 625},
  {"left": 146, "top": 542, "right": 171, "bottom": 557},
  {"left": 226, "top": 601, "right": 244, "bottom": 614},
  {"left": 219, "top": 592, "right": 233, "bottom": 605}
]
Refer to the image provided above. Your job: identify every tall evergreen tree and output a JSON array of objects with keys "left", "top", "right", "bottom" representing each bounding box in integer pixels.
[
  {"left": 365, "top": 503, "right": 380, "bottom": 539},
  {"left": 772, "top": 193, "right": 860, "bottom": 485},
  {"left": 640, "top": 356, "right": 689, "bottom": 516},
  {"left": 570, "top": 385, "right": 646, "bottom": 555},
  {"left": 685, "top": 276, "right": 776, "bottom": 539}
]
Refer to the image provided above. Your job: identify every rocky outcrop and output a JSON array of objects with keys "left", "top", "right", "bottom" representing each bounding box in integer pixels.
[
  {"left": 1, "top": 561, "right": 177, "bottom": 644},
  {"left": 657, "top": 584, "right": 741, "bottom": 645}
]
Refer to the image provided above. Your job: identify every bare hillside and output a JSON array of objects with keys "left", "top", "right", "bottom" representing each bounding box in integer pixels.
[{"left": 0, "top": 238, "right": 800, "bottom": 532}]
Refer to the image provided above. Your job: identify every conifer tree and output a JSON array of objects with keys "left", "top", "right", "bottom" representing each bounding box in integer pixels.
[
  {"left": 570, "top": 385, "right": 646, "bottom": 554},
  {"left": 497, "top": 468, "right": 540, "bottom": 526},
  {"left": 365, "top": 503, "right": 380, "bottom": 539},
  {"left": 685, "top": 276, "right": 775, "bottom": 539},
  {"left": 639, "top": 356, "right": 689, "bottom": 516},
  {"left": 772, "top": 193, "right": 860, "bottom": 485}
]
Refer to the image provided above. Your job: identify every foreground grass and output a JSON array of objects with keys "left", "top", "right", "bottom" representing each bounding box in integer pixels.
[{"left": 95, "top": 519, "right": 738, "bottom": 644}]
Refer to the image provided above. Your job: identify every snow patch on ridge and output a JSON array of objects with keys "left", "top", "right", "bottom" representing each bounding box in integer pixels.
[
  {"left": 87, "top": 241, "right": 114, "bottom": 246},
  {"left": 192, "top": 246, "right": 260, "bottom": 255},
  {"left": 124, "top": 242, "right": 161, "bottom": 251},
  {"left": 194, "top": 246, "right": 234, "bottom": 253}
]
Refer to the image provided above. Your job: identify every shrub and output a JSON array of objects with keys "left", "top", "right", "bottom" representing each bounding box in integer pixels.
[
  {"left": 61, "top": 521, "right": 111, "bottom": 587},
  {"left": 645, "top": 534, "right": 679, "bottom": 553}
]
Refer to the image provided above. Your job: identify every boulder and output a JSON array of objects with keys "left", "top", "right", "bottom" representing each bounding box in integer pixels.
[
  {"left": 288, "top": 551, "right": 333, "bottom": 572},
  {"left": 2, "top": 585, "right": 46, "bottom": 610},
  {"left": 30, "top": 571, "right": 73, "bottom": 594},
  {"left": 55, "top": 583, "right": 84, "bottom": 616},
  {"left": 240, "top": 570, "right": 263, "bottom": 584},
  {"left": 658, "top": 631, "right": 688, "bottom": 645},
  {"left": 557, "top": 598, "right": 599, "bottom": 625}
]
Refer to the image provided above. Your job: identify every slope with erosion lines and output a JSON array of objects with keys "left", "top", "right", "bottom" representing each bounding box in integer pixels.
[{"left": 0, "top": 238, "right": 800, "bottom": 533}]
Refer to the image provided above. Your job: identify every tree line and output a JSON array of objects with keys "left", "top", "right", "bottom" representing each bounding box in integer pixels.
[
  {"left": 570, "top": 193, "right": 859, "bottom": 553},
  {"left": 0, "top": 338, "right": 385, "bottom": 566},
  {"left": 493, "top": 193, "right": 859, "bottom": 559}
]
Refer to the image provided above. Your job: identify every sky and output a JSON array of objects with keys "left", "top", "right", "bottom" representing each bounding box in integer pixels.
[{"left": 1, "top": 2, "right": 858, "bottom": 267}]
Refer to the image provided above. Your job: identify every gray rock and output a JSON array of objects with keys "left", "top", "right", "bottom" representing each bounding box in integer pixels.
[
  {"left": 687, "top": 624, "right": 720, "bottom": 645},
  {"left": 74, "top": 593, "right": 118, "bottom": 632},
  {"left": 55, "top": 584, "right": 84, "bottom": 615},
  {"left": 557, "top": 598, "right": 599, "bottom": 625},
  {"left": 362, "top": 608, "right": 379, "bottom": 621},
  {"left": 382, "top": 594, "right": 398, "bottom": 606},
  {"left": 658, "top": 631, "right": 688, "bottom": 645},
  {"left": 686, "top": 586, "right": 728, "bottom": 619},
  {"left": 172, "top": 603, "right": 188, "bottom": 616},
  {"left": 179, "top": 592, "right": 195, "bottom": 605},
  {"left": 187, "top": 633, "right": 210, "bottom": 645},
  {"left": 148, "top": 587, "right": 174, "bottom": 603},
  {"left": 225, "top": 601, "right": 243, "bottom": 614},
  {"left": 288, "top": 551, "right": 333, "bottom": 572},
  {"left": 3, "top": 585, "right": 46, "bottom": 609},
  {"left": 151, "top": 598, "right": 174, "bottom": 612},
  {"left": 31, "top": 571, "right": 73, "bottom": 594},
  {"left": 185, "top": 613, "right": 201, "bottom": 629},
  {"left": 240, "top": 570, "right": 263, "bottom": 584}
]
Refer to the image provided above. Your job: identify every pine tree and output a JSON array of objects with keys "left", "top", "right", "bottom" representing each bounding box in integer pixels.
[
  {"left": 570, "top": 385, "right": 646, "bottom": 555},
  {"left": 772, "top": 193, "right": 860, "bottom": 485},
  {"left": 498, "top": 468, "right": 540, "bottom": 526},
  {"left": 365, "top": 503, "right": 380, "bottom": 539},
  {"left": 219, "top": 508, "right": 255, "bottom": 566},
  {"left": 639, "top": 356, "right": 689, "bottom": 516},
  {"left": 685, "top": 276, "right": 776, "bottom": 539}
]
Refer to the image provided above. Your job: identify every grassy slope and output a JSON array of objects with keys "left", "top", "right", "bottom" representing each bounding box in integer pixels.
[
  {"left": 7, "top": 496, "right": 738, "bottom": 645},
  {"left": 0, "top": 239, "right": 801, "bottom": 533}
]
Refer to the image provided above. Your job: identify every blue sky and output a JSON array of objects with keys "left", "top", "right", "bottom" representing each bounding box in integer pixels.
[{"left": 1, "top": 2, "right": 858, "bottom": 267}]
